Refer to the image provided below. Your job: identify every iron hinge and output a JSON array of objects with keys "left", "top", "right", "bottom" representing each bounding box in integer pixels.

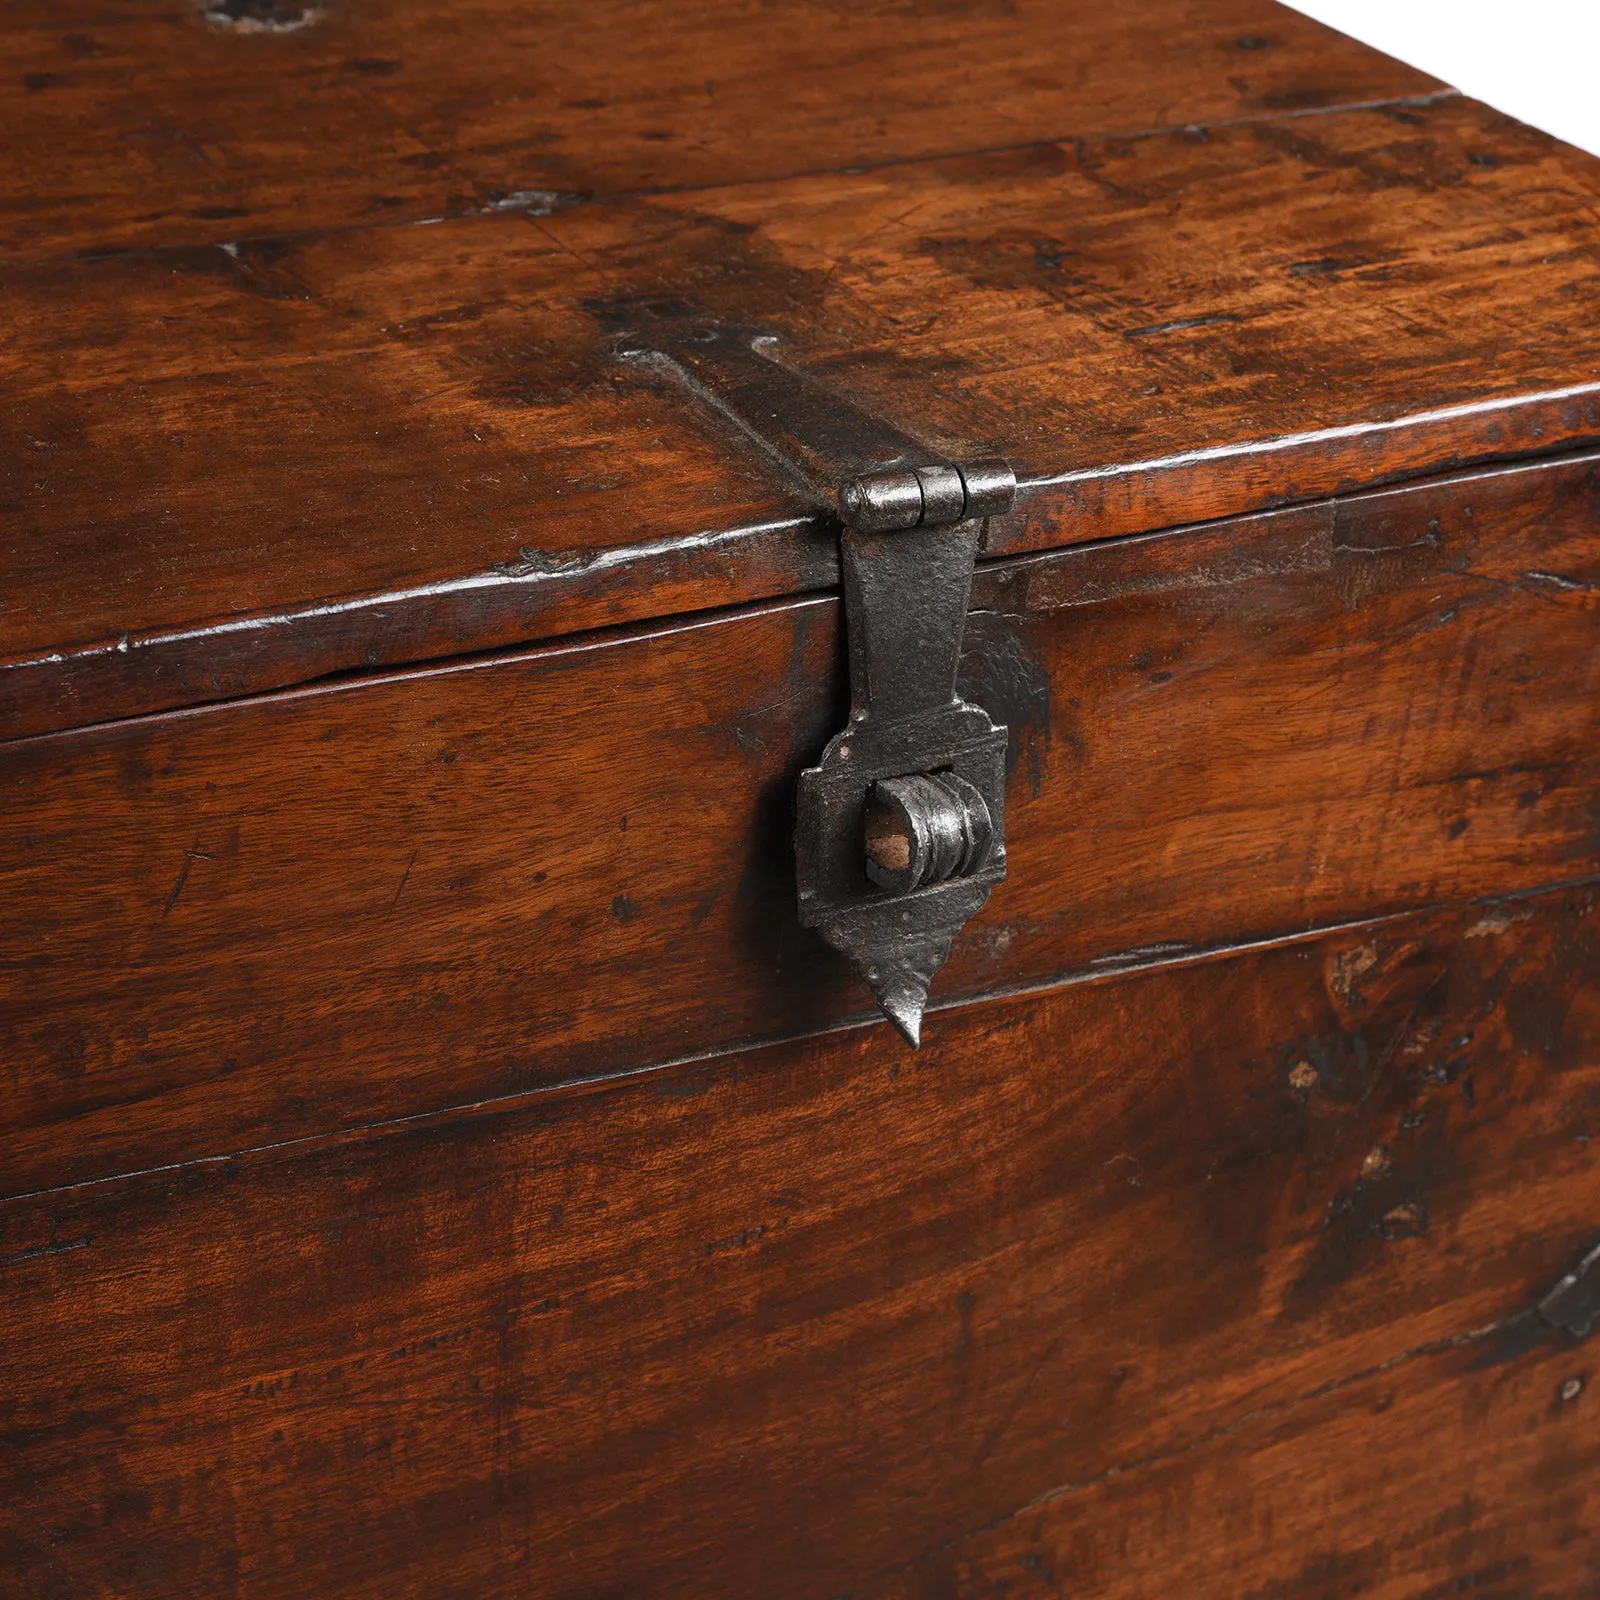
[{"left": 618, "top": 319, "right": 1017, "bottom": 1046}]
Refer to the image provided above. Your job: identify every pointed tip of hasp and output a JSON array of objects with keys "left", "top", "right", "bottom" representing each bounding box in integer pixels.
[{"left": 876, "top": 981, "right": 927, "bottom": 1049}]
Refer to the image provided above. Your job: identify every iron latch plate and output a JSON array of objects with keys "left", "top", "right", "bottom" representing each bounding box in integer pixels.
[{"left": 617, "top": 318, "right": 1017, "bottom": 1045}]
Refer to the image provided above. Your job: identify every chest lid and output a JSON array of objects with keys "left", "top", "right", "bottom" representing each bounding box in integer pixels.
[{"left": 4, "top": 0, "right": 1600, "bottom": 741}]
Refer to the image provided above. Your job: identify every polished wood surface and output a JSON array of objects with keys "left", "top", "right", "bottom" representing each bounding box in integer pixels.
[
  {"left": 4, "top": 451, "right": 1597, "bottom": 1199},
  {"left": 4, "top": 6, "right": 1598, "bottom": 1590},
  {"left": 2, "top": 886, "right": 1596, "bottom": 1597},
  {"left": 6, "top": 91, "right": 1600, "bottom": 736},
  {"left": 870, "top": 1334, "right": 1598, "bottom": 1599},
  {"left": 2, "top": 0, "right": 1437, "bottom": 263}
]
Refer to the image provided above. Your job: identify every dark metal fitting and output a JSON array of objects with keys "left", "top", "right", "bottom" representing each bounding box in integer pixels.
[
  {"left": 612, "top": 317, "right": 1016, "bottom": 1045},
  {"left": 958, "top": 458, "right": 1018, "bottom": 521},
  {"left": 839, "top": 458, "right": 1017, "bottom": 534},
  {"left": 839, "top": 470, "right": 925, "bottom": 533},
  {"left": 864, "top": 771, "right": 995, "bottom": 896},
  {"left": 913, "top": 464, "right": 967, "bottom": 524}
]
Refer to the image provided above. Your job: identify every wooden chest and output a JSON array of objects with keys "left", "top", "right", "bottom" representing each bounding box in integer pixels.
[{"left": 4, "top": 2, "right": 1600, "bottom": 1593}]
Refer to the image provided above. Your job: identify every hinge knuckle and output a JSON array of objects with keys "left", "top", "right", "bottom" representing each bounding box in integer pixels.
[
  {"left": 913, "top": 464, "right": 967, "bottom": 526},
  {"left": 840, "top": 470, "right": 924, "bottom": 533},
  {"left": 841, "top": 459, "right": 1017, "bottom": 534},
  {"left": 958, "top": 458, "right": 1018, "bottom": 521}
]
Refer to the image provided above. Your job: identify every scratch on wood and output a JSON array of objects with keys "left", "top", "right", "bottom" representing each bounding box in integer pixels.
[
  {"left": 1332, "top": 529, "right": 1442, "bottom": 556},
  {"left": 389, "top": 849, "right": 419, "bottom": 915},
  {"left": 1088, "top": 941, "right": 1196, "bottom": 969},
  {"left": 974, "top": 1333, "right": 1065, "bottom": 1467},
  {"left": 868, "top": 1299, "right": 1526, "bottom": 1589},
  {"left": 0, "top": 1234, "right": 93, "bottom": 1268},
  {"left": 1104, "top": 1153, "right": 1145, "bottom": 1187},
  {"left": 162, "top": 845, "right": 215, "bottom": 917},
  {"left": 1007, "top": 508, "right": 1333, "bottom": 614},
  {"left": 1523, "top": 570, "right": 1589, "bottom": 592},
  {"left": 480, "top": 189, "right": 588, "bottom": 217},
  {"left": 1124, "top": 311, "right": 1242, "bottom": 338}
]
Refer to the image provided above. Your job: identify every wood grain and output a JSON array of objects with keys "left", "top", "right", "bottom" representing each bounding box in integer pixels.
[
  {"left": 2, "top": 451, "right": 1596, "bottom": 1199},
  {"left": 0, "top": 0, "right": 1439, "bottom": 263},
  {"left": 5, "top": 94, "right": 1600, "bottom": 736},
  {"left": 2, "top": 886, "right": 1596, "bottom": 1598},
  {"left": 7, "top": 8, "right": 1596, "bottom": 1590},
  {"left": 866, "top": 1333, "right": 1600, "bottom": 1600}
]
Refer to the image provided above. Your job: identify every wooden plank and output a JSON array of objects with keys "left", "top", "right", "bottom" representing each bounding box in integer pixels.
[
  {"left": 2, "top": 451, "right": 1596, "bottom": 1197},
  {"left": 1, "top": 886, "right": 1596, "bottom": 1597},
  {"left": 0, "top": 0, "right": 1438, "bottom": 262},
  {"left": 864, "top": 1333, "right": 1600, "bottom": 1599},
  {"left": 5, "top": 95, "right": 1600, "bottom": 735}
]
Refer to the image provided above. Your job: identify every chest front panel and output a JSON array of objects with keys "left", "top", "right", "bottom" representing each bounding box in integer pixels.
[{"left": 4, "top": 2, "right": 1600, "bottom": 1593}]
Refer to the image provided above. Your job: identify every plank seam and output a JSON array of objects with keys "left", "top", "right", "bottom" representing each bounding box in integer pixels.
[{"left": 4, "top": 870, "right": 1595, "bottom": 1210}]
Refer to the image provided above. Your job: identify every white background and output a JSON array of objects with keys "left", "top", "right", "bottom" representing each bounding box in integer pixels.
[{"left": 1282, "top": 0, "right": 1600, "bottom": 158}]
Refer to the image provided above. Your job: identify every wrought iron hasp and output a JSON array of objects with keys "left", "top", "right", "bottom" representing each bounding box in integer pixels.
[{"left": 618, "top": 321, "right": 1016, "bottom": 1047}]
